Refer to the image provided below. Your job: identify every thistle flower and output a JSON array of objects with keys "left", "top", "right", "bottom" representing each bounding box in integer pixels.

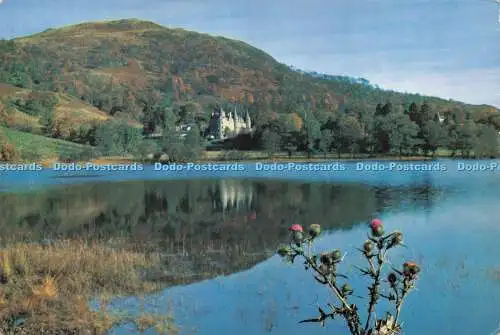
[
  {"left": 370, "top": 219, "right": 382, "bottom": 230},
  {"left": 289, "top": 224, "right": 303, "bottom": 232},
  {"left": 370, "top": 219, "right": 384, "bottom": 237},
  {"left": 308, "top": 224, "right": 321, "bottom": 238}
]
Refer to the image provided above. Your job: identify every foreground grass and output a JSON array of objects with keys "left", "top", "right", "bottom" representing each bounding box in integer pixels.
[
  {"left": 0, "top": 126, "right": 88, "bottom": 161},
  {"left": 0, "top": 240, "right": 177, "bottom": 334}
]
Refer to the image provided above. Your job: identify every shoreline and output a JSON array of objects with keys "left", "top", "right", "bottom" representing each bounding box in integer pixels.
[
  {"left": 1, "top": 150, "right": 498, "bottom": 167},
  {"left": 2, "top": 155, "right": 473, "bottom": 167}
]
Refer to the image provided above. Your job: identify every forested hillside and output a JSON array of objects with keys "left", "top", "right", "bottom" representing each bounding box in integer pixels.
[{"left": 0, "top": 19, "right": 499, "bottom": 161}]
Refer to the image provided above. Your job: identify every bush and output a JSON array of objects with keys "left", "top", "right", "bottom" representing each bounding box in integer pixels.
[
  {"left": 10, "top": 124, "right": 33, "bottom": 133},
  {"left": 134, "top": 140, "right": 158, "bottom": 162},
  {"left": 0, "top": 131, "right": 20, "bottom": 162},
  {"left": 0, "top": 142, "right": 20, "bottom": 162},
  {"left": 277, "top": 219, "right": 420, "bottom": 335},
  {"left": 217, "top": 150, "right": 249, "bottom": 161}
]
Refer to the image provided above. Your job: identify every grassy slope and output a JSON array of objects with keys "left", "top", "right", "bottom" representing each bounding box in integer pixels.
[
  {"left": 0, "top": 83, "right": 111, "bottom": 126},
  {"left": 1, "top": 126, "right": 88, "bottom": 160}
]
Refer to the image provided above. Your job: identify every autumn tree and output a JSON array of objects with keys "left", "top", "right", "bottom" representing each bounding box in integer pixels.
[{"left": 0, "top": 129, "right": 19, "bottom": 162}]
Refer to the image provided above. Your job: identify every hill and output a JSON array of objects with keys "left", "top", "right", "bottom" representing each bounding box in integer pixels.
[
  {"left": 1, "top": 19, "right": 498, "bottom": 117},
  {"left": 0, "top": 18, "right": 499, "bottom": 160}
]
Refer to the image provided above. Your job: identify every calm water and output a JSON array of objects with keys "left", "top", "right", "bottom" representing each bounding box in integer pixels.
[{"left": 1, "top": 160, "right": 499, "bottom": 335}]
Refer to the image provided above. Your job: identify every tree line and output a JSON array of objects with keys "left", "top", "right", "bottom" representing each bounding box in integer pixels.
[
  {"left": 254, "top": 102, "right": 499, "bottom": 159},
  {"left": 1, "top": 96, "right": 499, "bottom": 162}
]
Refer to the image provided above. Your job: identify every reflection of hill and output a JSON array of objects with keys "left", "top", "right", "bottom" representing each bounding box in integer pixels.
[{"left": 0, "top": 180, "right": 442, "bottom": 281}]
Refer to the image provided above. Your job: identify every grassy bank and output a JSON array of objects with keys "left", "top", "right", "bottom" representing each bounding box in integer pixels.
[
  {"left": 81, "top": 149, "right": 454, "bottom": 165},
  {"left": 0, "top": 126, "right": 88, "bottom": 161},
  {"left": 0, "top": 239, "right": 177, "bottom": 334}
]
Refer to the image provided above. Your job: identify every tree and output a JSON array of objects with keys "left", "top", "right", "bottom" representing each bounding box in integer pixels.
[
  {"left": 262, "top": 129, "right": 281, "bottom": 158},
  {"left": 0, "top": 129, "right": 19, "bottom": 162},
  {"left": 161, "top": 110, "right": 185, "bottom": 162},
  {"left": 474, "top": 124, "right": 499, "bottom": 158},
  {"left": 0, "top": 101, "right": 8, "bottom": 125},
  {"left": 318, "top": 129, "right": 334, "bottom": 158},
  {"left": 301, "top": 110, "right": 321, "bottom": 158},
  {"left": 373, "top": 115, "right": 391, "bottom": 154},
  {"left": 387, "top": 113, "right": 420, "bottom": 157},
  {"left": 323, "top": 115, "right": 343, "bottom": 158},
  {"left": 456, "top": 120, "right": 477, "bottom": 158},
  {"left": 95, "top": 120, "right": 141, "bottom": 156},
  {"left": 408, "top": 102, "right": 419, "bottom": 124},
  {"left": 420, "top": 121, "right": 448, "bottom": 156},
  {"left": 418, "top": 103, "right": 434, "bottom": 127},
  {"left": 183, "top": 126, "right": 203, "bottom": 160},
  {"left": 340, "top": 116, "right": 363, "bottom": 158},
  {"left": 357, "top": 109, "right": 375, "bottom": 156},
  {"left": 40, "top": 107, "right": 54, "bottom": 136}
]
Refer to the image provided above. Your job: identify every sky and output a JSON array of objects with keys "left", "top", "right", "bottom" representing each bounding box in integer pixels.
[{"left": 0, "top": 0, "right": 499, "bottom": 107}]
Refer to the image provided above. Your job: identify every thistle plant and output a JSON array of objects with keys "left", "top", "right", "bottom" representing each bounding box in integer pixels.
[{"left": 276, "top": 219, "right": 420, "bottom": 335}]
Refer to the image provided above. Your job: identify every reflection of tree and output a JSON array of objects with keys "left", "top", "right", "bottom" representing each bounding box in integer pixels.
[{"left": 0, "top": 180, "right": 444, "bottom": 278}]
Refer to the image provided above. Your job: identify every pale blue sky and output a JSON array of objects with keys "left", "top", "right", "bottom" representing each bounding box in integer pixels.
[{"left": 0, "top": 0, "right": 499, "bottom": 107}]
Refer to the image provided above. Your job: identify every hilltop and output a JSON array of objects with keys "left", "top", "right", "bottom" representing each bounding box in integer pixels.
[
  {"left": 2, "top": 19, "right": 498, "bottom": 115},
  {"left": 0, "top": 18, "right": 499, "bottom": 160}
]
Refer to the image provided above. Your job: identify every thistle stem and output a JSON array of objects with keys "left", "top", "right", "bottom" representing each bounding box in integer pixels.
[{"left": 363, "top": 245, "right": 387, "bottom": 334}]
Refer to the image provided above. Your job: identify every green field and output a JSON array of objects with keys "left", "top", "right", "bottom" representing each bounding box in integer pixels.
[{"left": 1, "top": 126, "right": 89, "bottom": 160}]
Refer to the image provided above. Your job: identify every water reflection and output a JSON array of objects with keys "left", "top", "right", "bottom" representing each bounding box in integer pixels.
[
  {"left": 102, "top": 185, "right": 500, "bottom": 335},
  {"left": 0, "top": 179, "right": 447, "bottom": 242},
  {"left": 0, "top": 179, "right": 447, "bottom": 282}
]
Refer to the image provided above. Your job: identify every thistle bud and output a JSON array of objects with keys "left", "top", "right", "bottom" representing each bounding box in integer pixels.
[
  {"left": 372, "top": 225, "right": 384, "bottom": 237},
  {"left": 308, "top": 224, "right": 321, "bottom": 238},
  {"left": 331, "top": 249, "right": 342, "bottom": 261},
  {"left": 320, "top": 252, "right": 333, "bottom": 266},
  {"left": 277, "top": 245, "right": 290, "bottom": 257},
  {"left": 363, "top": 240, "right": 374, "bottom": 253},
  {"left": 292, "top": 231, "right": 304, "bottom": 245},
  {"left": 319, "top": 263, "right": 329, "bottom": 275},
  {"left": 341, "top": 283, "right": 353, "bottom": 295},
  {"left": 391, "top": 232, "right": 403, "bottom": 245},
  {"left": 387, "top": 272, "right": 398, "bottom": 285},
  {"left": 403, "top": 261, "right": 420, "bottom": 277}
]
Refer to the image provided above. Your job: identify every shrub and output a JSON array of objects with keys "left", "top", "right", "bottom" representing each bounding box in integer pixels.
[
  {"left": 0, "top": 131, "right": 20, "bottom": 162},
  {"left": 277, "top": 219, "right": 420, "bottom": 335},
  {"left": 0, "top": 143, "right": 20, "bottom": 162},
  {"left": 217, "top": 150, "right": 249, "bottom": 161}
]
